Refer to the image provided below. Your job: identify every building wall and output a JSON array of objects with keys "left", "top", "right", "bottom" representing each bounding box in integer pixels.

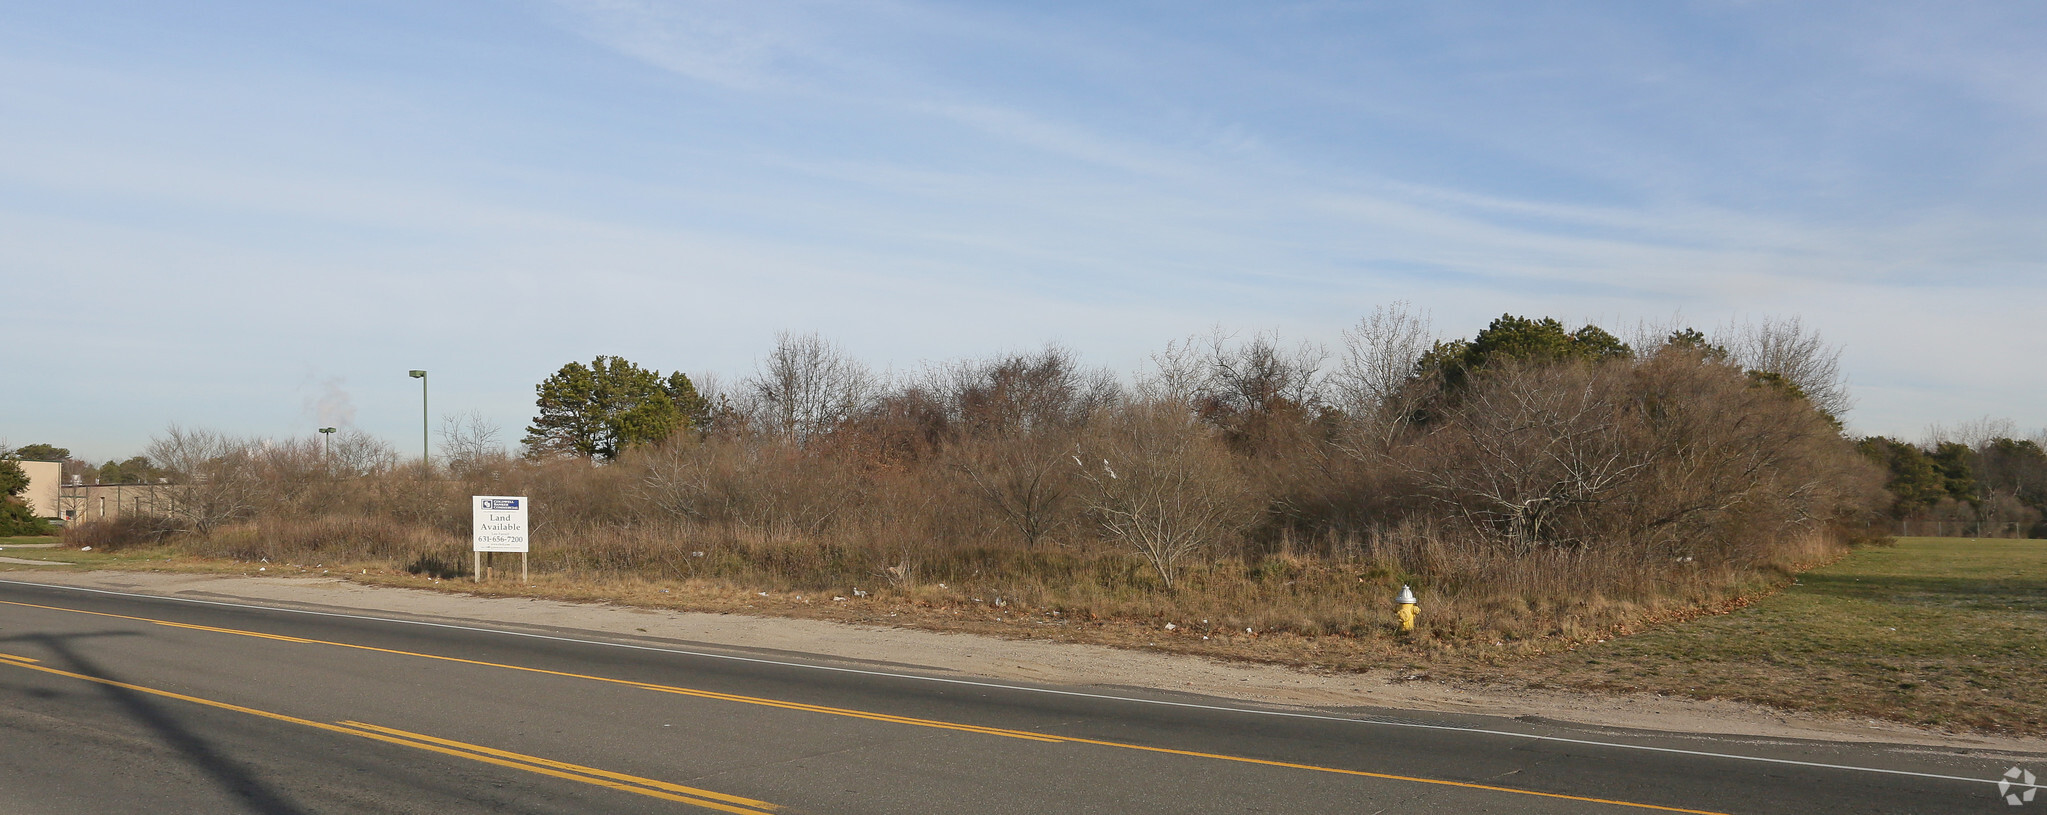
[
  {"left": 59, "top": 483, "right": 174, "bottom": 521},
  {"left": 15, "top": 460, "right": 62, "bottom": 518}
]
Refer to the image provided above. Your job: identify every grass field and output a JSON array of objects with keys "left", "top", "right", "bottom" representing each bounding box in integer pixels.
[
  {"left": 0, "top": 536, "right": 65, "bottom": 551},
  {"left": 0, "top": 536, "right": 152, "bottom": 566},
  {"left": 1518, "top": 537, "right": 2047, "bottom": 735}
]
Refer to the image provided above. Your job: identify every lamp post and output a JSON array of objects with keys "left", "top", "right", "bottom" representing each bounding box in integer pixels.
[
  {"left": 318, "top": 426, "right": 337, "bottom": 460},
  {"left": 408, "top": 370, "right": 428, "bottom": 472}
]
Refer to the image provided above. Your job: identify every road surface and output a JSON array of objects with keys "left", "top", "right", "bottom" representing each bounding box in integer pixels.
[{"left": 0, "top": 577, "right": 2034, "bottom": 814}]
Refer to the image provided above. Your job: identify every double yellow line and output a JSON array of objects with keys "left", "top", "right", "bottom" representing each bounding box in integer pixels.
[
  {"left": 0, "top": 650, "right": 776, "bottom": 814},
  {"left": 0, "top": 598, "right": 1728, "bottom": 814}
]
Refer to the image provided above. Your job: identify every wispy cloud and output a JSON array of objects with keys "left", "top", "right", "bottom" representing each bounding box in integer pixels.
[
  {"left": 4, "top": 0, "right": 2044, "bottom": 454},
  {"left": 552, "top": 0, "right": 836, "bottom": 91}
]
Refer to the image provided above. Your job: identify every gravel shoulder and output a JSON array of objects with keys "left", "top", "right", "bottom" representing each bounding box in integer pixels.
[{"left": 7, "top": 568, "right": 2042, "bottom": 756}]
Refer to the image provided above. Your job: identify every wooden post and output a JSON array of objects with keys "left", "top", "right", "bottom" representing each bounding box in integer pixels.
[
  {"left": 474, "top": 550, "right": 481, "bottom": 582},
  {"left": 521, "top": 552, "right": 528, "bottom": 584}
]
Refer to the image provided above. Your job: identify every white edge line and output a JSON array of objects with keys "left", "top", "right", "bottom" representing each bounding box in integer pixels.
[{"left": 0, "top": 577, "right": 2032, "bottom": 791}]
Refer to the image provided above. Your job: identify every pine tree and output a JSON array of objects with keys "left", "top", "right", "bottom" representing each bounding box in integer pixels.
[{"left": 522, "top": 356, "right": 705, "bottom": 460}]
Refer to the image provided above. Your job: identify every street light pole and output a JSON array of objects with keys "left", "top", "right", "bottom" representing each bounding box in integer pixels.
[
  {"left": 318, "top": 426, "right": 337, "bottom": 461},
  {"left": 408, "top": 370, "right": 428, "bottom": 472}
]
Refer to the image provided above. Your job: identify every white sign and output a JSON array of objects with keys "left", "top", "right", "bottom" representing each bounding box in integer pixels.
[{"left": 472, "top": 495, "right": 530, "bottom": 553}]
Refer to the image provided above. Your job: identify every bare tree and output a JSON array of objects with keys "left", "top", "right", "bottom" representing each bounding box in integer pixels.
[
  {"left": 438, "top": 409, "right": 505, "bottom": 474},
  {"left": 328, "top": 429, "right": 399, "bottom": 477},
  {"left": 1924, "top": 416, "right": 2017, "bottom": 450},
  {"left": 1201, "top": 329, "right": 1327, "bottom": 417},
  {"left": 930, "top": 345, "right": 1118, "bottom": 434},
  {"left": 928, "top": 346, "right": 1115, "bottom": 547},
  {"left": 1403, "top": 362, "right": 1654, "bottom": 553},
  {"left": 145, "top": 425, "right": 261, "bottom": 534},
  {"left": 1074, "top": 404, "right": 1255, "bottom": 588},
  {"left": 688, "top": 371, "right": 747, "bottom": 433},
  {"left": 633, "top": 434, "right": 854, "bottom": 536},
  {"left": 1136, "top": 335, "right": 1208, "bottom": 407},
  {"left": 246, "top": 436, "right": 327, "bottom": 514},
  {"left": 634, "top": 437, "right": 714, "bottom": 523},
  {"left": 1141, "top": 327, "right": 1327, "bottom": 447},
  {"left": 1722, "top": 316, "right": 1851, "bottom": 419},
  {"left": 1332, "top": 303, "right": 1436, "bottom": 446},
  {"left": 748, "top": 331, "right": 873, "bottom": 444},
  {"left": 949, "top": 433, "right": 1077, "bottom": 547},
  {"left": 1333, "top": 303, "right": 1433, "bottom": 413},
  {"left": 1618, "top": 313, "right": 1698, "bottom": 359}
]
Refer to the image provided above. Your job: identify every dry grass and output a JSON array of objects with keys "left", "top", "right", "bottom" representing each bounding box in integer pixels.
[{"left": 44, "top": 514, "right": 1845, "bottom": 674}]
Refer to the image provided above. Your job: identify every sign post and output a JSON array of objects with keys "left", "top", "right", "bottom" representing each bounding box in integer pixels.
[{"left": 471, "top": 496, "right": 530, "bottom": 583}]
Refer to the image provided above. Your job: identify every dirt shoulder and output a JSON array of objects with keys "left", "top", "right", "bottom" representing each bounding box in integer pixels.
[{"left": 7, "top": 568, "right": 2042, "bottom": 755}]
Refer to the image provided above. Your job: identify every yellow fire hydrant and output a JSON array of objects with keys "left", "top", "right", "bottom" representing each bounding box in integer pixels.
[{"left": 1395, "top": 584, "right": 1419, "bottom": 632}]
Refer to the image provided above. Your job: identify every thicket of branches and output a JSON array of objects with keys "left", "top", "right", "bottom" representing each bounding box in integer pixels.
[{"left": 78, "top": 310, "right": 1887, "bottom": 640}]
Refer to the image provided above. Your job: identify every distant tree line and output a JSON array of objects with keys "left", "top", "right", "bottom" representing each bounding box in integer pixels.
[
  {"left": 1859, "top": 430, "right": 2047, "bottom": 537},
  {"left": 0, "top": 442, "right": 168, "bottom": 487}
]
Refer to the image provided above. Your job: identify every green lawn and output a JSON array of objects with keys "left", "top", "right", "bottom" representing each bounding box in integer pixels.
[
  {"left": 0, "top": 536, "right": 159, "bottom": 567},
  {"left": 1525, "top": 537, "right": 2047, "bottom": 735}
]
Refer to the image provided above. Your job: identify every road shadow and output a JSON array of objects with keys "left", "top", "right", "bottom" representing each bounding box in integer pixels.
[
  {"left": 1795, "top": 572, "right": 2047, "bottom": 612},
  {"left": 0, "top": 630, "right": 312, "bottom": 815}
]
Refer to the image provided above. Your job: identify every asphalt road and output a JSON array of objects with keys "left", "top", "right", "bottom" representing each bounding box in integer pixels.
[{"left": 0, "top": 578, "right": 2035, "bottom": 814}]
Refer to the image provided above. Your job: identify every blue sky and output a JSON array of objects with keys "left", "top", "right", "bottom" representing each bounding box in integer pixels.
[{"left": 5, "top": 1, "right": 2043, "bottom": 461}]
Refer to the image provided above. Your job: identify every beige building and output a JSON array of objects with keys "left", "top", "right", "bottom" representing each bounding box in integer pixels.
[
  {"left": 58, "top": 482, "right": 174, "bottom": 522},
  {"left": 12, "top": 460, "right": 62, "bottom": 519},
  {"left": 7, "top": 460, "right": 174, "bottom": 522}
]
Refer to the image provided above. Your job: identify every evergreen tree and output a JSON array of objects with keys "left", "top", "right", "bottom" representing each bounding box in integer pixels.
[
  {"left": 1928, "top": 442, "right": 1981, "bottom": 505},
  {"left": 97, "top": 456, "right": 161, "bottom": 485},
  {"left": 0, "top": 459, "right": 48, "bottom": 536},
  {"left": 1421, "top": 314, "right": 1634, "bottom": 392},
  {"left": 522, "top": 356, "right": 707, "bottom": 460},
  {"left": 1856, "top": 437, "right": 1947, "bottom": 517},
  {"left": 0, "top": 460, "right": 27, "bottom": 498},
  {"left": 9, "top": 443, "right": 68, "bottom": 461}
]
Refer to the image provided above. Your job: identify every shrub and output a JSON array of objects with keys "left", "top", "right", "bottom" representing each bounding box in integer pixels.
[
  {"left": 63, "top": 514, "right": 171, "bottom": 549},
  {"left": 117, "top": 313, "right": 1885, "bottom": 644},
  {"left": 0, "top": 501, "right": 54, "bottom": 536}
]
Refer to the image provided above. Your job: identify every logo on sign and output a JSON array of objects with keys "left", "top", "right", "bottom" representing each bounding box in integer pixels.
[
  {"left": 481, "top": 498, "right": 520, "bottom": 510},
  {"left": 2004, "top": 767, "right": 2039, "bottom": 806}
]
